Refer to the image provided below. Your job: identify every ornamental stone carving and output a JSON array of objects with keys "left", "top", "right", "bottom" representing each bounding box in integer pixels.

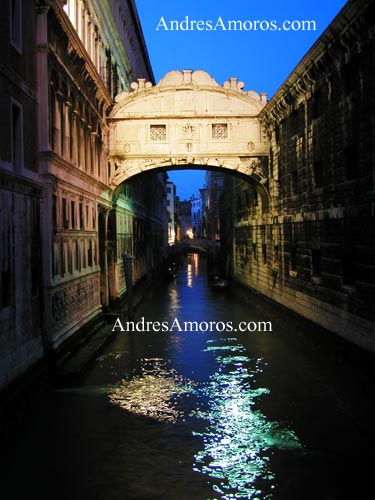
[{"left": 109, "top": 70, "right": 269, "bottom": 188}]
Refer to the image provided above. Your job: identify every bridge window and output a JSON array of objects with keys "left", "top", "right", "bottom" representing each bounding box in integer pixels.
[
  {"left": 212, "top": 123, "right": 228, "bottom": 140},
  {"left": 150, "top": 124, "right": 166, "bottom": 141}
]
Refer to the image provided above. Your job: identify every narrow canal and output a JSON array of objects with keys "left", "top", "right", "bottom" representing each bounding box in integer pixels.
[{"left": 2, "top": 254, "right": 372, "bottom": 500}]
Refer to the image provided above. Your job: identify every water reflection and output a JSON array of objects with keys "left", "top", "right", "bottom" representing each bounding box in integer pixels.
[
  {"left": 109, "top": 358, "right": 196, "bottom": 423},
  {"left": 1, "top": 253, "right": 370, "bottom": 500},
  {"left": 187, "top": 263, "right": 193, "bottom": 288},
  {"left": 107, "top": 332, "right": 302, "bottom": 499},
  {"left": 106, "top": 255, "right": 303, "bottom": 498},
  {"left": 168, "top": 287, "right": 180, "bottom": 315},
  {"left": 193, "top": 337, "right": 302, "bottom": 499}
]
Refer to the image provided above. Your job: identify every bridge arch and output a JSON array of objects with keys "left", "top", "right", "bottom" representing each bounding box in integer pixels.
[
  {"left": 109, "top": 69, "right": 270, "bottom": 208},
  {"left": 111, "top": 164, "right": 270, "bottom": 212}
]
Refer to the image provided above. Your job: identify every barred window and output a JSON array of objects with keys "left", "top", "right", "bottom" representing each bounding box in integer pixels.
[
  {"left": 212, "top": 123, "right": 228, "bottom": 140},
  {"left": 150, "top": 125, "right": 166, "bottom": 141}
]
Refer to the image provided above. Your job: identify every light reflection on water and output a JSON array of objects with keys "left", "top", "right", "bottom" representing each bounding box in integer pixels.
[
  {"left": 168, "top": 287, "right": 181, "bottom": 315},
  {"left": 108, "top": 357, "right": 196, "bottom": 423},
  {"left": 108, "top": 337, "right": 302, "bottom": 499},
  {"left": 187, "top": 263, "right": 193, "bottom": 288},
  {"left": 193, "top": 337, "right": 302, "bottom": 500}
]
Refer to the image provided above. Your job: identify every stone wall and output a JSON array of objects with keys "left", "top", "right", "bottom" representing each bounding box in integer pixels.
[
  {"left": 0, "top": 175, "right": 44, "bottom": 389},
  {"left": 231, "top": 0, "right": 375, "bottom": 352}
]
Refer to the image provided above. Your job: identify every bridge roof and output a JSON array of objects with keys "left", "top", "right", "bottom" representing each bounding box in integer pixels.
[{"left": 111, "top": 69, "right": 267, "bottom": 119}]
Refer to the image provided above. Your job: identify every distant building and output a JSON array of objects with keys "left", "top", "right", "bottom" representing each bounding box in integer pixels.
[
  {"left": 166, "top": 181, "right": 178, "bottom": 244},
  {"left": 190, "top": 187, "right": 208, "bottom": 238},
  {"left": 178, "top": 200, "right": 193, "bottom": 239},
  {"left": 205, "top": 171, "right": 225, "bottom": 241}
]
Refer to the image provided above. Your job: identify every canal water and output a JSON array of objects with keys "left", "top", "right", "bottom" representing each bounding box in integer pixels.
[{"left": 1, "top": 254, "right": 372, "bottom": 500}]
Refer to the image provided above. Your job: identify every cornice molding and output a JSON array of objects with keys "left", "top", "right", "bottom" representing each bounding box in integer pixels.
[
  {"left": 94, "top": 0, "right": 133, "bottom": 83},
  {"left": 50, "top": 0, "right": 112, "bottom": 108},
  {"left": 259, "top": 0, "right": 374, "bottom": 126},
  {"left": 48, "top": 46, "right": 106, "bottom": 124},
  {"left": 39, "top": 150, "right": 113, "bottom": 197}
]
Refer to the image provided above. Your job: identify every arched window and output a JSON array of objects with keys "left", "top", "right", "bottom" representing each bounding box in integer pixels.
[
  {"left": 75, "top": 100, "right": 82, "bottom": 166},
  {"left": 69, "top": 93, "right": 76, "bottom": 162},
  {"left": 49, "top": 71, "right": 59, "bottom": 151},
  {"left": 97, "top": 124, "right": 102, "bottom": 179},
  {"left": 79, "top": 102, "right": 86, "bottom": 169},
  {"left": 86, "top": 110, "right": 93, "bottom": 174},
  {"left": 60, "top": 81, "right": 68, "bottom": 157}
]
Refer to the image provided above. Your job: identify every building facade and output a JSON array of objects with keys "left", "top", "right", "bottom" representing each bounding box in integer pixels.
[
  {"left": 230, "top": 0, "right": 375, "bottom": 351},
  {"left": 205, "top": 171, "right": 225, "bottom": 242},
  {"left": 0, "top": 0, "right": 43, "bottom": 391},
  {"left": 0, "top": 0, "right": 165, "bottom": 391},
  {"left": 191, "top": 190, "right": 205, "bottom": 238},
  {"left": 178, "top": 199, "right": 192, "bottom": 239},
  {"left": 166, "top": 181, "right": 178, "bottom": 244}
]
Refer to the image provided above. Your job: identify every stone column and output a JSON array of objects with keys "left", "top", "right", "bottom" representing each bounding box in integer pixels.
[
  {"left": 36, "top": 3, "right": 50, "bottom": 153},
  {"left": 98, "top": 206, "right": 109, "bottom": 306}
]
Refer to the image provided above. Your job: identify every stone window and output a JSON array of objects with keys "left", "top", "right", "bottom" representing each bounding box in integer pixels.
[
  {"left": 52, "top": 195, "right": 57, "bottom": 230},
  {"left": 212, "top": 123, "right": 228, "bottom": 140},
  {"left": 275, "top": 125, "right": 280, "bottom": 143},
  {"left": 311, "top": 249, "right": 321, "bottom": 277},
  {"left": 312, "top": 90, "right": 324, "bottom": 120},
  {"left": 92, "top": 206, "right": 96, "bottom": 229},
  {"left": 150, "top": 124, "right": 166, "bottom": 141},
  {"left": 88, "top": 240, "right": 93, "bottom": 267},
  {"left": 342, "top": 248, "right": 355, "bottom": 286},
  {"left": 290, "top": 106, "right": 304, "bottom": 136},
  {"left": 342, "top": 236, "right": 356, "bottom": 286},
  {"left": 252, "top": 243, "right": 257, "bottom": 261},
  {"left": 75, "top": 240, "right": 80, "bottom": 271},
  {"left": 344, "top": 146, "right": 358, "bottom": 180},
  {"left": 71, "top": 201, "right": 76, "bottom": 229},
  {"left": 62, "top": 198, "right": 69, "bottom": 229},
  {"left": 290, "top": 247, "right": 297, "bottom": 272},
  {"left": 79, "top": 202, "right": 84, "bottom": 229},
  {"left": 11, "top": 100, "right": 23, "bottom": 172},
  {"left": 313, "top": 160, "right": 323, "bottom": 188},
  {"left": 262, "top": 244, "right": 267, "bottom": 264},
  {"left": 10, "top": 0, "right": 22, "bottom": 52},
  {"left": 343, "top": 60, "right": 355, "bottom": 94}
]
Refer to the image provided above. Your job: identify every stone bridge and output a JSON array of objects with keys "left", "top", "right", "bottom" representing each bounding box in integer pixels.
[
  {"left": 171, "top": 238, "right": 219, "bottom": 256},
  {"left": 108, "top": 69, "right": 270, "bottom": 206}
]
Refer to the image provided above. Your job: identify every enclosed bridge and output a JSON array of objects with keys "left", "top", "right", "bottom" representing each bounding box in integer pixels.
[{"left": 108, "top": 69, "right": 270, "bottom": 207}]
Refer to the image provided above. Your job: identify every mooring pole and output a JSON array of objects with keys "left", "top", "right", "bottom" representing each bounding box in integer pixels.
[{"left": 122, "top": 252, "right": 134, "bottom": 321}]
